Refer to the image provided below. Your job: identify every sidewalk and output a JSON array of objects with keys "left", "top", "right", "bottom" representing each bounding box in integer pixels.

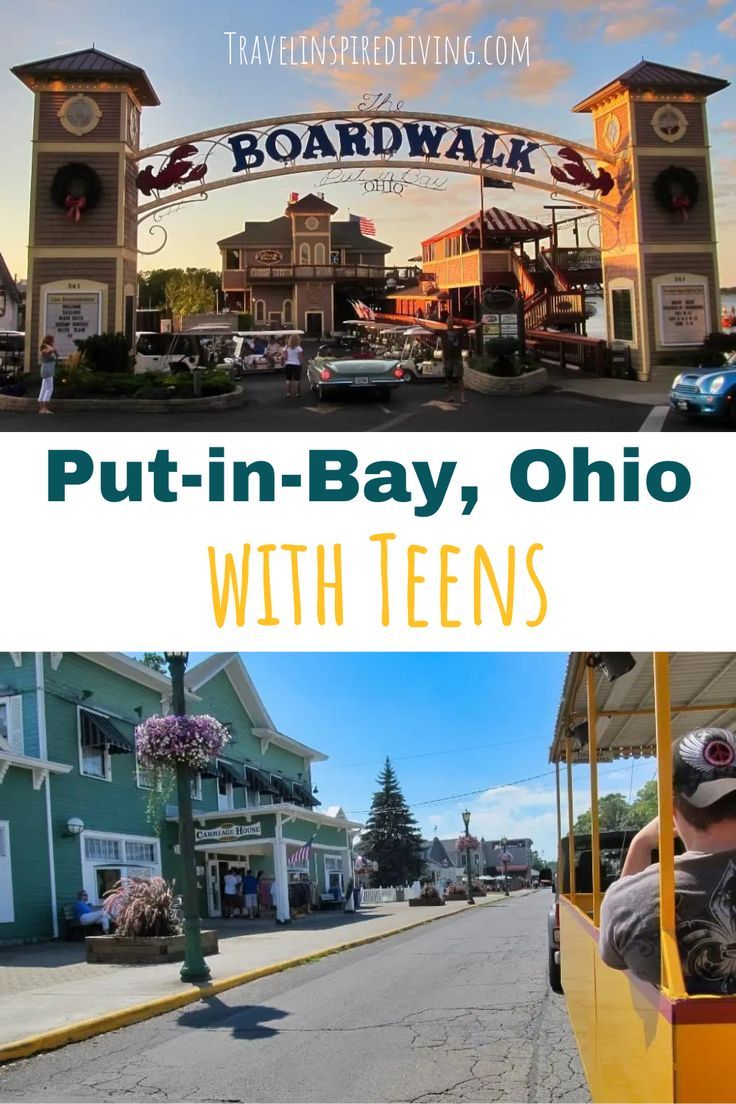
[
  {"left": 546, "top": 363, "right": 675, "bottom": 406},
  {"left": 0, "top": 894, "right": 512, "bottom": 1061}
]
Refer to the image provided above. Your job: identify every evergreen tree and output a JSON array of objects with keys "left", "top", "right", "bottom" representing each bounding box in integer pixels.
[{"left": 362, "top": 758, "right": 424, "bottom": 887}]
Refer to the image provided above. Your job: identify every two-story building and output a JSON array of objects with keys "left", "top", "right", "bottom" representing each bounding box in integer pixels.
[
  {"left": 218, "top": 193, "right": 393, "bottom": 337},
  {"left": 0, "top": 652, "right": 360, "bottom": 943}
]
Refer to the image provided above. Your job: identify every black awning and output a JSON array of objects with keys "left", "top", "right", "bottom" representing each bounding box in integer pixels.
[
  {"left": 80, "top": 709, "right": 134, "bottom": 755},
  {"left": 293, "top": 782, "right": 320, "bottom": 807},
  {"left": 201, "top": 759, "right": 220, "bottom": 779},
  {"left": 245, "top": 765, "right": 279, "bottom": 795},
  {"left": 217, "top": 759, "right": 247, "bottom": 787},
  {"left": 269, "top": 774, "right": 295, "bottom": 800}
]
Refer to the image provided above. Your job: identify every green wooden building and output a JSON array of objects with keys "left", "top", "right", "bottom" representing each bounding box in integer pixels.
[{"left": 0, "top": 652, "right": 360, "bottom": 943}]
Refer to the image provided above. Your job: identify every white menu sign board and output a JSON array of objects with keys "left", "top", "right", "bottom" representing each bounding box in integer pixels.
[
  {"left": 43, "top": 291, "right": 102, "bottom": 357},
  {"left": 658, "top": 282, "right": 707, "bottom": 346}
]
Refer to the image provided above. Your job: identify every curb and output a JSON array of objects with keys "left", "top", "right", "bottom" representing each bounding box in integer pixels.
[
  {"left": 0, "top": 897, "right": 504, "bottom": 1064},
  {"left": 0, "top": 385, "right": 247, "bottom": 415}
]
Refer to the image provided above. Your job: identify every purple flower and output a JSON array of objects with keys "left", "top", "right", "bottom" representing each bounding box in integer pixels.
[{"left": 135, "top": 714, "right": 231, "bottom": 770}]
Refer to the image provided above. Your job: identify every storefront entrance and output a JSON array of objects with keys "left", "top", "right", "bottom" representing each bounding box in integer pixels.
[{"left": 305, "top": 311, "right": 324, "bottom": 338}]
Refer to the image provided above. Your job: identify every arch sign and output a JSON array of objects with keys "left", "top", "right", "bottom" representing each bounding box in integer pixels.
[
  {"left": 134, "top": 111, "right": 623, "bottom": 230},
  {"left": 15, "top": 46, "right": 726, "bottom": 383}
]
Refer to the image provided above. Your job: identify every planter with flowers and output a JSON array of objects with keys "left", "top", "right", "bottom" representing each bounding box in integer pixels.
[
  {"left": 409, "top": 880, "right": 446, "bottom": 907},
  {"left": 85, "top": 876, "right": 219, "bottom": 964}
]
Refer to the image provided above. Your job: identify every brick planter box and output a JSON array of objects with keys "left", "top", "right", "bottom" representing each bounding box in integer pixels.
[
  {"left": 85, "top": 929, "right": 219, "bottom": 964},
  {"left": 408, "top": 897, "right": 445, "bottom": 907},
  {"left": 464, "top": 364, "right": 548, "bottom": 396}
]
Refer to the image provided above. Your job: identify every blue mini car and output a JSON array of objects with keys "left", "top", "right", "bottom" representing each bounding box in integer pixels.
[{"left": 669, "top": 351, "right": 736, "bottom": 425}]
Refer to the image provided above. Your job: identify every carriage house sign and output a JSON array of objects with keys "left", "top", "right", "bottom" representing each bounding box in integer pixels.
[
  {"left": 194, "top": 822, "right": 262, "bottom": 844},
  {"left": 12, "top": 49, "right": 729, "bottom": 380}
]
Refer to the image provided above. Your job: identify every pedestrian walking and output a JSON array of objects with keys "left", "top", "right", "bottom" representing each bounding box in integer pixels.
[
  {"left": 283, "top": 334, "right": 303, "bottom": 398},
  {"left": 38, "top": 334, "right": 57, "bottom": 414},
  {"left": 243, "top": 868, "right": 259, "bottom": 918},
  {"left": 223, "top": 867, "right": 241, "bottom": 918}
]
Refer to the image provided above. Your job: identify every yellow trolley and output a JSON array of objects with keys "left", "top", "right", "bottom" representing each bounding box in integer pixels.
[{"left": 550, "top": 652, "right": 736, "bottom": 1104}]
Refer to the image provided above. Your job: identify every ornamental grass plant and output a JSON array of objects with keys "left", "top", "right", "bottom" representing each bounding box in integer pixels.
[{"left": 104, "top": 877, "right": 182, "bottom": 938}]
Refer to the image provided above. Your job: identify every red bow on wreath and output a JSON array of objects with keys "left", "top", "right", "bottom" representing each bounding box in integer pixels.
[
  {"left": 65, "top": 195, "right": 87, "bottom": 222},
  {"left": 672, "top": 195, "right": 691, "bottom": 220}
]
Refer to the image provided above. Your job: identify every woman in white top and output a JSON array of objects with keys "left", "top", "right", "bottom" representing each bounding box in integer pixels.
[{"left": 283, "top": 334, "right": 303, "bottom": 398}]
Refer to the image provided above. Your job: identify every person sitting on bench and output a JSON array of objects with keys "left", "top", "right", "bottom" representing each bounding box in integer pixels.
[{"left": 73, "top": 889, "right": 110, "bottom": 933}]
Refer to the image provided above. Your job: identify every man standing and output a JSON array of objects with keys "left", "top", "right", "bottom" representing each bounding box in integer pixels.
[
  {"left": 73, "top": 890, "right": 110, "bottom": 933},
  {"left": 599, "top": 727, "right": 736, "bottom": 994},
  {"left": 222, "top": 867, "right": 241, "bottom": 918},
  {"left": 439, "top": 314, "right": 466, "bottom": 404},
  {"left": 243, "top": 868, "right": 259, "bottom": 919}
]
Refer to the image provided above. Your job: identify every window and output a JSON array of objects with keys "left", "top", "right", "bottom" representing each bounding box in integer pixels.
[
  {"left": 254, "top": 299, "right": 266, "bottom": 323},
  {"left": 136, "top": 762, "right": 156, "bottom": 790},
  {"left": 81, "top": 832, "right": 161, "bottom": 904},
  {"left": 81, "top": 743, "right": 110, "bottom": 780},
  {"left": 314, "top": 242, "right": 326, "bottom": 265},
  {"left": 446, "top": 236, "right": 462, "bottom": 257},
  {"left": 0, "top": 821, "right": 14, "bottom": 923},
  {"left": 190, "top": 772, "right": 202, "bottom": 801},
  {"left": 298, "top": 243, "right": 311, "bottom": 264},
  {"left": 611, "top": 288, "right": 635, "bottom": 343},
  {"left": 282, "top": 299, "right": 293, "bottom": 325},
  {"left": 217, "top": 774, "right": 234, "bottom": 811},
  {"left": 330, "top": 250, "right": 340, "bottom": 264},
  {"left": 0, "top": 695, "right": 23, "bottom": 754},
  {"left": 224, "top": 249, "right": 241, "bottom": 270},
  {"left": 324, "top": 854, "right": 344, "bottom": 895}
]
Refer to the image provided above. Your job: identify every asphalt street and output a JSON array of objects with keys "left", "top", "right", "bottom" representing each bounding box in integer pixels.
[
  {"left": 0, "top": 371, "right": 670, "bottom": 432},
  {"left": 0, "top": 891, "right": 589, "bottom": 1104}
]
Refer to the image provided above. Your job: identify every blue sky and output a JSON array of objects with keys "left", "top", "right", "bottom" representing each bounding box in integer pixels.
[
  {"left": 2, "top": 0, "right": 735, "bottom": 282},
  {"left": 151, "top": 652, "right": 656, "bottom": 862}
]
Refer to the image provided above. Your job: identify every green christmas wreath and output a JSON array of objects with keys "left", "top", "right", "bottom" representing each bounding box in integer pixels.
[
  {"left": 50, "top": 162, "right": 102, "bottom": 222},
  {"left": 652, "top": 166, "right": 699, "bottom": 218}
]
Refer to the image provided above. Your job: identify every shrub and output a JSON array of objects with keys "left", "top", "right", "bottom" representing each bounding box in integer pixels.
[
  {"left": 237, "top": 312, "right": 254, "bottom": 331},
  {"left": 104, "top": 877, "right": 182, "bottom": 938},
  {"left": 75, "top": 332, "right": 132, "bottom": 374}
]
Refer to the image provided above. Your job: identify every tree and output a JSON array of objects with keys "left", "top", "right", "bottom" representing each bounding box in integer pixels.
[
  {"left": 137, "top": 268, "right": 220, "bottom": 313},
  {"left": 164, "top": 270, "right": 216, "bottom": 322},
  {"left": 572, "top": 782, "right": 659, "bottom": 835},
  {"left": 362, "top": 758, "right": 424, "bottom": 887},
  {"left": 140, "top": 653, "right": 167, "bottom": 673}
]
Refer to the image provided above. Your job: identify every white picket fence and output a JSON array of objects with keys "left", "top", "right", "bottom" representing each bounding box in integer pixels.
[{"left": 361, "top": 883, "right": 423, "bottom": 900}]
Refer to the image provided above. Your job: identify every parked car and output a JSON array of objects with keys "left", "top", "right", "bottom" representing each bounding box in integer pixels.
[
  {"left": 307, "top": 356, "right": 405, "bottom": 402},
  {"left": 669, "top": 352, "right": 736, "bottom": 425},
  {"left": 134, "top": 332, "right": 205, "bottom": 375},
  {"left": 548, "top": 830, "right": 684, "bottom": 994}
]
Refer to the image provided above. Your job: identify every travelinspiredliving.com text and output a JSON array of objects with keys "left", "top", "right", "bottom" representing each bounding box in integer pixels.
[{"left": 223, "top": 34, "right": 531, "bottom": 68}]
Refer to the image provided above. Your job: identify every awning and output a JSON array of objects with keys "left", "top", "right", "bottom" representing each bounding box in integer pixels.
[
  {"left": 245, "top": 764, "right": 280, "bottom": 795},
  {"left": 79, "top": 709, "right": 134, "bottom": 755},
  {"left": 293, "top": 781, "right": 321, "bottom": 807},
  {"left": 217, "top": 759, "right": 246, "bottom": 787},
  {"left": 269, "top": 774, "right": 295, "bottom": 800}
]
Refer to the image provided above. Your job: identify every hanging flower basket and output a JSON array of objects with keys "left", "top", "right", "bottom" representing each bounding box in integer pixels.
[
  {"left": 135, "top": 714, "right": 231, "bottom": 771},
  {"left": 456, "top": 834, "right": 480, "bottom": 853}
]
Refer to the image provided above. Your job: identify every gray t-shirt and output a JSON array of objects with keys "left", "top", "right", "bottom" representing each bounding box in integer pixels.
[{"left": 599, "top": 849, "right": 736, "bottom": 994}]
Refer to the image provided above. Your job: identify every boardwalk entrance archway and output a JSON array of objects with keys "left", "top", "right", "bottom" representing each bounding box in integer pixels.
[{"left": 13, "top": 50, "right": 729, "bottom": 380}]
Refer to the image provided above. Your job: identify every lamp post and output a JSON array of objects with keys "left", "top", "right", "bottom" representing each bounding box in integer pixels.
[
  {"left": 500, "top": 836, "right": 511, "bottom": 896},
  {"left": 461, "top": 809, "right": 475, "bottom": 905},
  {"left": 164, "top": 652, "right": 211, "bottom": 984}
]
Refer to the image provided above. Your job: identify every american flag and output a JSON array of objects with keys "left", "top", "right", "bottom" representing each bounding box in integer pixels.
[
  {"left": 351, "top": 213, "right": 376, "bottom": 236},
  {"left": 288, "top": 835, "right": 315, "bottom": 867}
]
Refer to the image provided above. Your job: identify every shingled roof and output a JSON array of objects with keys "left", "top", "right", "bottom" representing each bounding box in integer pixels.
[
  {"left": 573, "top": 59, "right": 729, "bottom": 112},
  {"left": 12, "top": 47, "right": 159, "bottom": 106},
  {"left": 218, "top": 217, "right": 391, "bottom": 253}
]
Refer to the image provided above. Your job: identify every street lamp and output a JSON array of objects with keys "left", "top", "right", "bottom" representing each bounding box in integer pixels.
[
  {"left": 461, "top": 809, "right": 475, "bottom": 905},
  {"left": 164, "top": 652, "right": 211, "bottom": 984},
  {"left": 499, "top": 836, "right": 511, "bottom": 896}
]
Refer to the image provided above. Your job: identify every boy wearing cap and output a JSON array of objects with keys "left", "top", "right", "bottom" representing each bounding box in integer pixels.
[{"left": 599, "top": 727, "right": 736, "bottom": 994}]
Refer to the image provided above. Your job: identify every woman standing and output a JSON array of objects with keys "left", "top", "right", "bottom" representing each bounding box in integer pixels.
[
  {"left": 38, "top": 334, "right": 57, "bottom": 415},
  {"left": 283, "top": 334, "right": 303, "bottom": 399}
]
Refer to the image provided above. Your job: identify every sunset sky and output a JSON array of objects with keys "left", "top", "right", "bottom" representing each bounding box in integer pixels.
[{"left": 1, "top": 0, "right": 735, "bottom": 282}]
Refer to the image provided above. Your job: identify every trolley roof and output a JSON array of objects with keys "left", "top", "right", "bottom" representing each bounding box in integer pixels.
[{"left": 549, "top": 652, "right": 736, "bottom": 764}]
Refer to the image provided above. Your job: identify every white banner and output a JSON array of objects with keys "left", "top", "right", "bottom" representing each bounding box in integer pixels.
[{"left": 0, "top": 431, "right": 729, "bottom": 650}]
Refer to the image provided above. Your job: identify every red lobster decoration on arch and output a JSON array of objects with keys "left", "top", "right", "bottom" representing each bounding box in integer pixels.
[
  {"left": 551, "top": 147, "right": 614, "bottom": 197},
  {"left": 136, "top": 144, "right": 208, "bottom": 196}
]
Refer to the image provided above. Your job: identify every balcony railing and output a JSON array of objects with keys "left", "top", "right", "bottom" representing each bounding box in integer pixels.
[{"left": 240, "top": 264, "right": 420, "bottom": 282}]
